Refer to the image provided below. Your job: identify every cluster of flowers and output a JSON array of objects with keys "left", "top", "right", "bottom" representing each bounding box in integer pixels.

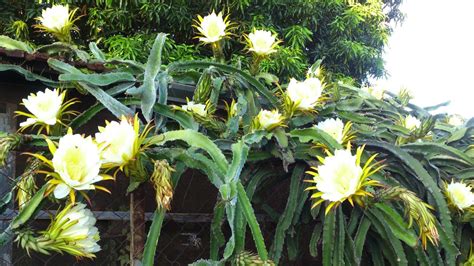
[
  {"left": 17, "top": 88, "right": 144, "bottom": 257},
  {"left": 185, "top": 10, "right": 474, "bottom": 217},
  {"left": 14, "top": 5, "right": 473, "bottom": 258}
]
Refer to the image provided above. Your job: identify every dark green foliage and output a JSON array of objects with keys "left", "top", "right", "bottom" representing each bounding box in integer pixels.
[{"left": 0, "top": 0, "right": 403, "bottom": 81}]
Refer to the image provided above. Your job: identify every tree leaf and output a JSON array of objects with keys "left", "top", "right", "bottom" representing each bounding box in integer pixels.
[
  {"left": 269, "top": 164, "right": 304, "bottom": 263},
  {"left": 141, "top": 33, "right": 167, "bottom": 121},
  {"left": 0, "top": 35, "right": 33, "bottom": 53},
  {"left": 59, "top": 72, "right": 136, "bottom": 86}
]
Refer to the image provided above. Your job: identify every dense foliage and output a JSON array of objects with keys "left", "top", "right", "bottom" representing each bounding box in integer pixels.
[
  {"left": 0, "top": 3, "right": 473, "bottom": 266},
  {"left": 0, "top": 0, "right": 403, "bottom": 81}
]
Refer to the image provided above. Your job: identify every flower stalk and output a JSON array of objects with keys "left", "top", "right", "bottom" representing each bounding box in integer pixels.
[{"left": 378, "top": 186, "right": 439, "bottom": 248}]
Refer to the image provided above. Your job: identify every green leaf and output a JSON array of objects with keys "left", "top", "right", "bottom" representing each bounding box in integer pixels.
[
  {"left": 365, "top": 141, "right": 458, "bottom": 265},
  {"left": 151, "top": 129, "right": 228, "bottom": 175},
  {"left": 223, "top": 202, "right": 236, "bottom": 259},
  {"left": 225, "top": 141, "right": 249, "bottom": 183},
  {"left": 236, "top": 181, "right": 268, "bottom": 261},
  {"left": 322, "top": 210, "right": 336, "bottom": 266},
  {"left": 290, "top": 128, "right": 343, "bottom": 151},
  {"left": 142, "top": 209, "right": 165, "bottom": 266},
  {"left": 77, "top": 82, "right": 134, "bottom": 118},
  {"left": 354, "top": 215, "right": 371, "bottom": 260},
  {"left": 333, "top": 208, "right": 345, "bottom": 266},
  {"left": 0, "top": 64, "right": 58, "bottom": 86},
  {"left": 89, "top": 42, "right": 106, "bottom": 61},
  {"left": 0, "top": 35, "right": 33, "bottom": 53},
  {"left": 168, "top": 61, "right": 279, "bottom": 108},
  {"left": 374, "top": 203, "right": 418, "bottom": 247},
  {"left": 309, "top": 223, "right": 323, "bottom": 258},
  {"left": 142, "top": 33, "right": 167, "bottom": 121},
  {"left": 269, "top": 164, "right": 304, "bottom": 263},
  {"left": 0, "top": 192, "right": 12, "bottom": 214},
  {"left": 365, "top": 208, "right": 408, "bottom": 266},
  {"left": 47, "top": 58, "right": 82, "bottom": 74},
  {"left": 402, "top": 142, "right": 473, "bottom": 166},
  {"left": 59, "top": 72, "right": 136, "bottom": 86},
  {"left": 11, "top": 185, "right": 47, "bottom": 229},
  {"left": 210, "top": 202, "right": 226, "bottom": 260}
]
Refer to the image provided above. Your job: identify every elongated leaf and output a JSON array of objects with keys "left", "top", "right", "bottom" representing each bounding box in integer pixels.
[
  {"left": 333, "top": 208, "right": 345, "bottom": 266},
  {"left": 77, "top": 82, "right": 134, "bottom": 118},
  {"left": 168, "top": 61, "right": 279, "bottom": 108},
  {"left": 106, "top": 82, "right": 136, "bottom": 96},
  {"left": 0, "top": 35, "right": 33, "bottom": 53},
  {"left": 366, "top": 209, "right": 408, "bottom": 266},
  {"left": 210, "top": 202, "right": 226, "bottom": 260},
  {"left": 365, "top": 141, "right": 458, "bottom": 265},
  {"left": 374, "top": 203, "right": 418, "bottom": 247},
  {"left": 269, "top": 164, "right": 304, "bottom": 263},
  {"left": 11, "top": 185, "right": 47, "bottom": 229},
  {"left": 290, "top": 128, "right": 343, "bottom": 151},
  {"left": 89, "top": 42, "right": 106, "bottom": 61},
  {"left": 309, "top": 223, "right": 323, "bottom": 258},
  {"left": 151, "top": 129, "right": 228, "bottom": 175},
  {"left": 322, "top": 210, "right": 336, "bottom": 266},
  {"left": 225, "top": 141, "right": 249, "bottom": 183},
  {"left": 223, "top": 202, "right": 236, "bottom": 259},
  {"left": 154, "top": 72, "right": 169, "bottom": 129},
  {"left": 142, "top": 209, "right": 165, "bottom": 266},
  {"left": 354, "top": 216, "right": 371, "bottom": 260},
  {"left": 141, "top": 33, "right": 167, "bottom": 121},
  {"left": 236, "top": 181, "right": 268, "bottom": 261},
  {"left": 47, "top": 58, "right": 82, "bottom": 74},
  {"left": 59, "top": 72, "right": 136, "bottom": 86},
  {"left": 0, "top": 64, "right": 58, "bottom": 86},
  {"left": 0, "top": 192, "right": 12, "bottom": 214},
  {"left": 403, "top": 142, "right": 473, "bottom": 166}
]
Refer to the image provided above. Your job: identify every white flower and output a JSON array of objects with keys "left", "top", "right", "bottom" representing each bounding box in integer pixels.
[
  {"left": 315, "top": 118, "right": 344, "bottom": 143},
  {"left": 50, "top": 203, "right": 101, "bottom": 256},
  {"left": 196, "top": 11, "right": 228, "bottom": 43},
  {"left": 39, "top": 5, "right": 70, "bottom": 31},
  {"left": 248, "top": 29, "right": 278, "bottom": 56},
  {"left": 314, "top": 149, "right": 363, "bottom": 202},
  {"left": 404, "top": 115, "right": 421, "bottom": 131},
  {"left": 446, "top": 182, "right": 474, "bottom": 210},
  {"left": 448, "top": 115, "right": 464, "bottom": 127},
  {"left": 182, "top": 101, "right": 207, "bottom": 117},
  {"left": 362, "top": 86, "right": 384, "bottom": 100},
  {"left": 257, "top": 109, "right": 283, "bottom": 130},
  {"left": 95, "top": 116, "right": 138, "bottom": 167},
  {"left": 19, "top": 89, "right": 64, "bottom": 128},
  {"left": 52, "top": 133, "right": 103, "bottom": 199},
  {"left": 286, "top": 77, "right": 323, "bottom": 110}
]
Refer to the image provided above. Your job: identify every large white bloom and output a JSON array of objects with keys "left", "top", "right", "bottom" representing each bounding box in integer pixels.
[
  {"left": 182, "top": 101, "right": 207, "bottom": 117},
  {"left": 51, "top": 203, "right": 101, "bottom": 256},
  {"left": 257, "top": 109, "right": 283, "bottom": 130},
  {"left": 404, "top": 115, "right": 421, "bottom": 131},
  {"left": 20, "top": 89, "right": 64, "bottom": 128},
  {"left": 248, "top": 29, "right": 278, "bottom": 56},
  {"left": 315, "top": 118, "right": 344, "bottom": 144},
  {"left": 39, "top": 5, "right": 70, "bottom": 31},
  {"left": 196, "top": 11, "right": 228, "bottom": 43},
  {"left": 446, "top": 182, "right": 474, "bottom": 210},
  {"left": 287, "top": 77, "right": 323, "bottom": 110},
  {"left": 52, "top": 133, "right": 103, "bottom": 199},
  {"left": 314, "top": 149, "right": 363, "bottom": 202},
  {"left": 95, "top": 116, "right": 138, "bottom": 166}
]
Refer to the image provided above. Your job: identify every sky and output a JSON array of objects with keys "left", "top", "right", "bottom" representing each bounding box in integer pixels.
[{"left": 378, "top": 0, "right": 474, "bottom": 118}]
